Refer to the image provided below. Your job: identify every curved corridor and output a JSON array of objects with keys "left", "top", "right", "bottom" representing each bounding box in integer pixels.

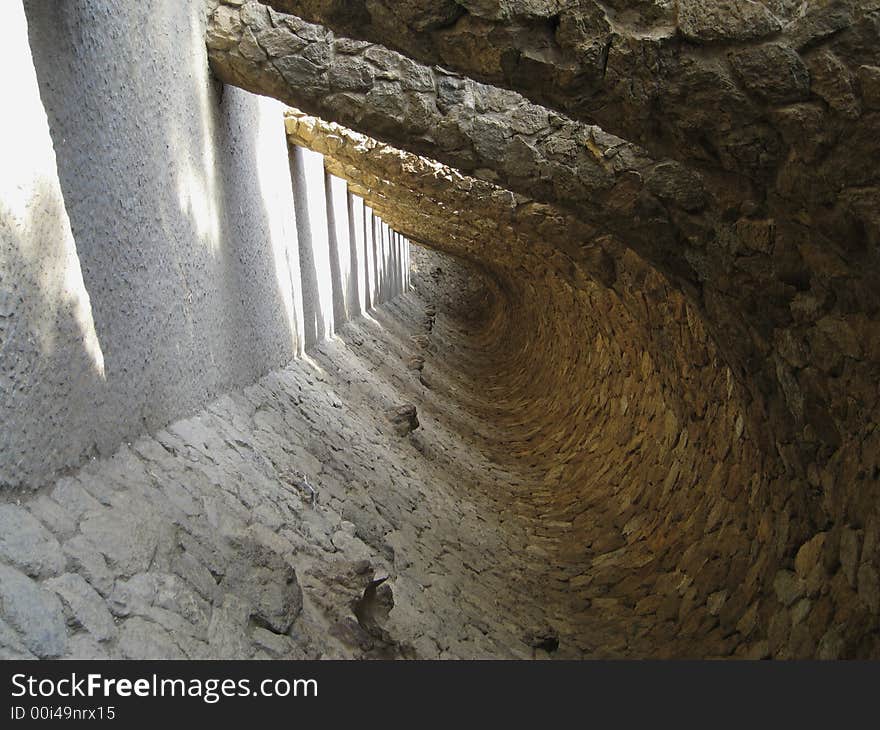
[
  {"left": 2, "top": 0, "right": 879, "bottom": 661},
  {"left": 396, "top": 244, "right": 772, "bottom": 657}
]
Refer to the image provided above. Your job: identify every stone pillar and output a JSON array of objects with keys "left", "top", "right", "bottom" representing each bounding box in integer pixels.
[
  {"left": 388, "top": 230, "right": 396, "bottom": 299},
  {"left": 347, "top": 191, "right": 365, "bottom": 320},
  {"left": 388, "top": 230, "right": 395, "bottom": 298},
  {"left": 394, "top": 231, "right": 403, "bottom": 296},
  {"left": 396, "top": 232, "right": 404, "bottom": 296},
  {"left": 379, "top": 221, "right": 390, "bottom": 303},
  {"left": 374, "top": 218, "right": 384, "bottom": 304},
  {"left": 365, "top": 206, "right": 376, "bottom": 311},
  {"left": 325, "top": 171, "right": 350, "bottom": 327},
  {"left": 370, "top": 212, "right": 381, "bottom": 309},
  {"left": 396, "top": 233, "right": 404, "bottom": 295},
  {"left": 291, "top": 145, "right": 334, "bottom": 348}
]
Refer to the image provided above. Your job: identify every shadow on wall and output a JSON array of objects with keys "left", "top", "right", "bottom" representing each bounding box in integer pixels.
[
  {"left": 0, "top": 1, "right": 108, "bottom": 490},
  {"left": 10, "top": 0, "right": 300, "bottom": 488},
  {"left": 0, "top": 180, "right": 110, "bottom": 490}
]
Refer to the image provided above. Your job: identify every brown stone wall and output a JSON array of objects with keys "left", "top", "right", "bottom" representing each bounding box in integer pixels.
[{"left": 284, "top": 104, "right": 880, "bottom": 656}]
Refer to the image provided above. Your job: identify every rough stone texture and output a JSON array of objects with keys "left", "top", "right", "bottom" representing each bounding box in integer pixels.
[
  {"left": 206, "top": 0, "right": 728, "bottom": 339},
  {"left": 0, "top": 505, "right": 65, "bottom": 579},
  {"left": 0, "top": 564, "right": 68, "bottom": 658},
  {"left": 387, "top": 404, "right": 420, "bottom": 437},
  {"left": 4, "top": 215, "right": 863, "bottom": 657},
  {"left": 206, "top": 1, "right": 880, "bottom": 657},
  {"left": 1, "top": 0, "right": 879, "bottom": 660},
  {"left": 206, "top": 4, "right": 880, "bottom": 518},
  {"left": 0, "top": 285, "right": 620, "bottom": 658},
  {"left": 261, "top": 0, "right": 877, "bottom": 198}
]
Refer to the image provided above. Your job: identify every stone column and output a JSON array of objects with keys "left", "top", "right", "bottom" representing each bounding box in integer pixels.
[
  {"left": 325, "top": 171, "right": 350, "bottom": 327},
  {"left": 291, "top": 145, "right": 334, "bottom": 348},
  {"left": 366, "top": 206, "right": 378, "bottom": 311},
  {"left": 346, "top": 191, "right": 365, "bottom": 320}
]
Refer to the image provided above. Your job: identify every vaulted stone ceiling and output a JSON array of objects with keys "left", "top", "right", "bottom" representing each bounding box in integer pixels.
[{"left": 205, "top": 1, "right": 880, "bottom": 657}]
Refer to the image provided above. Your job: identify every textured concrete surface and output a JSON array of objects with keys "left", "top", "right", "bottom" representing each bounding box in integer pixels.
[
  {"left": 0, "top": 1, "right": 107, "bottom": 493},
  {"left": 3, "top": 0, "right": 301, "bottom": 489}
]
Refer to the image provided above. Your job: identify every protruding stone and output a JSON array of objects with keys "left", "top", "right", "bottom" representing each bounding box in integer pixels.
[
  {"left": 220, "top": 535, "right": 303, "bottom": 634},
  {"left": 644, "top": 161, "right": 707, "bottom": 212},
  {"left": 807, "top": 49, "right": 860, "bottom": 119},
  {"left": 678, "top": 0, "right": 783, "bottom": 43},
  {"left": 857, "top": 564, "right": 879, "bottom": 613},
  {"left": 206, "top": 5, "right": 244, "bottom": 51},
  {"left": 387, "top": 404, "right": 420, "bottom": 436},
  {"left": 45, "top": 573, "right": 116, "bottom": 642},
  {"left": 840, "top": 528, "right": 861, "bottom": 587},
  {"left": 859, "top": 66, "right": 880, "bottom": 110},
  {"left": 729, "top": 43, "right": 810, "bottom": 105},
  {"left": 0, "top": 564, "right": 67, "bottom": 658},
  {"left": 817, "top": 626, "right": 845, "bottom": 659},
  {"left": 795, "top": 533, "right": 826, "bottom": 579},
  {"left": 773, "top": 569, "right": 805, "bottom": 607},
  {"left": 0, "top": 504, "right": 66, "bottom": 579},
  {"left": 707, "top": 590, "right": 728, "bottom": 616}
]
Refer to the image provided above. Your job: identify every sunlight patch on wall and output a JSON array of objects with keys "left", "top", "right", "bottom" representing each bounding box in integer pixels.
[
  {"left": 175, "top": 5, "right": 222, "bottom": 249},
  {"left": 255, "top": 96, "right": 301, "bottom": 349},
  {"left": 1, "top": 0, "right": 104, "bottom": 376}
]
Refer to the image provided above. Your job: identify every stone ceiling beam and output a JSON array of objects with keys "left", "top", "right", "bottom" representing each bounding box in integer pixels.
[
  {"left": 284, "top": 110, "right": 618, "bottom": 288},
  {"left": 261, "top": 0, "right": 880, "bottom": 200},
  {"left": 206, "top": 0, "right": 713, "bottom": 291}
]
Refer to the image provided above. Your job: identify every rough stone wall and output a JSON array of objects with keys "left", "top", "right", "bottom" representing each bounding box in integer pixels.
[
  {"left": 263, "top": 0, "right": 880, "bottom": 208},
  {"left": 287, "top": 108, "right": 880, "bottom": 656},
  {"left": 206, "top": 0, "right": 880, "bottom": 500},
  {"left": 1, "top": 234, "right": 872, "bottom": 658},
  {"left": 407, "top": 237, "right": 877, "bottom": 658},
  {"left": 206, "top": 0, "right": 880, "bottom": 656},
  {"left": 0, "top": 292, "right": 554, "bottom": 660},
  {"left": 201, "top": 2, "right": 782, "bottom": 470}
]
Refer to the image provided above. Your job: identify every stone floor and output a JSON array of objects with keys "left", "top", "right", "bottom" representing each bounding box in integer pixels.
[{"left": 0, "top": 272, "right": 602, "bottom": 659}]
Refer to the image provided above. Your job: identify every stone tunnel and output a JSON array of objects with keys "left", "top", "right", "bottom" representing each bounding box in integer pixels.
[{"left": 0, "top": 0, "right": 878, "bottom": 659}]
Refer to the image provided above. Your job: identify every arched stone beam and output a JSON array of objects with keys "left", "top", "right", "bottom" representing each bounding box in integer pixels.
[
  {"left": 263, "top": 0, "right": 880, "bottom": 202},
  {"left": 285, "top": 110, "right": 618, "bottom": 290}
]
